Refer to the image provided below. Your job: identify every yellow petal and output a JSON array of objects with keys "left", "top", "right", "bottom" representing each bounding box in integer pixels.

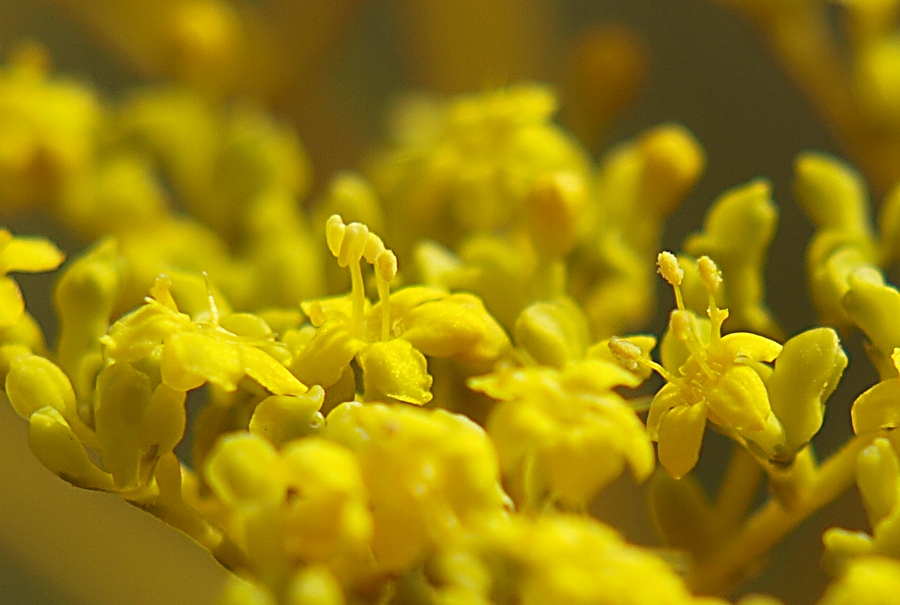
[
  {"left": 646, "top": 383, "right": 683, "bottom": 440},
  {"left": 242, "top": 345, "right": 308, "bottom": 396},
  {"left": 357, "top": 339, "right": 433, "bottom": 405},
  {"left": 657, "top": 403, "right": 706, "bottom": 479},
  {"left": 290, "top": 321, "right": 363, "bottom": 389},
  {"left": 0, "top": 234, "right": 65, "bottom": 273},
  {"left": 395, "top": 292, "right": 510, "bottom": 368},
  {"left": 0, "top": 276, "right": 24, "bottom": 327},
  {"left": 852, "top": 377, "right": 900, "bottom": 434},
  {"left": 161, "top": 331, "right": 243, "bottom": 392},
  {"left": 720, "top": 332, "right": 782, "bottom": 363},
  {"left": 706, "top": 364, "right": 771, "bottom": 432}
]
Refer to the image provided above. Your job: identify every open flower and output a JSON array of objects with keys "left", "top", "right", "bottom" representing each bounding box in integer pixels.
[
  {"left": 291, "top": 215, "right": 509, "bottom": 405},
  {"left": 612, "top": 252, "right": 846, "bottom": 478},
  {"left": 470, "top": 355, "right": 654, "bottom": 510}
]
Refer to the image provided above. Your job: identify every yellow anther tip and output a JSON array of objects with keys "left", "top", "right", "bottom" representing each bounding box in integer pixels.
[
  {"left": 338, "top": 222, "right": 370, "bottom": 267},
  {"left": 657, "top": 251, "right": 684, "bottom": 287},
  {"left": 698, "top": 256, "right": 722, "bottom": 292},
  {"left": 325, "top": 215, "right": 346, "bottom": 259},
  {"left": 608, "top": 336, "right": 643, "bottom": 371},
  {"left": 363, "top": 232, "right": 386, "bottom": 264},
  {"left": 375, "top": 250, "right": 398, "bottom": 283}
]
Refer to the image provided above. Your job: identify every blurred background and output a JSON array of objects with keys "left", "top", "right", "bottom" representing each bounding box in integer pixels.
[{"left": 0, "top": 1, "right": 875, "bottom": 603}]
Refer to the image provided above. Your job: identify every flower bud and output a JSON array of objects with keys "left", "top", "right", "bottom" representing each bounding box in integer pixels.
[{"left": 766, "top": 328, "right": 847, "bottom": 459}]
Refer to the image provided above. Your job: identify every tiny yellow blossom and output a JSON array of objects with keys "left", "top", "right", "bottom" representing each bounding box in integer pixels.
[
  {"left": 102, "top": 274, "right": 305, "bottom": 396},
  {"left": 488, "top": 515, "right": 708, "bottom": 605},
  {"left": 294, "top": 215, "right": 510, "bottom": 405},
  {"left": 638, "top": 253, "right": 783, "bottom": 477},
  {"left": 368, "top": 84, "right": 591, "bottom": 257},
  {"left": 470, "top": 355, "right": 655, "bottom": 509},
  {"left": 324, "top": 401, "right": 509, "bottom": 572},
  {"left": 205, "top": 435, "right": 373, "bottom": 594},
  {"left": 620, "top": 252, "right": 846, "bottom": 477}
]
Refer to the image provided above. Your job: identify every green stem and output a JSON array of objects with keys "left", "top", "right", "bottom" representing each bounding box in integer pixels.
[
  {"left": 714, "top": 444, "right": 764, "bottom": 531},
  {"left": 689, "top": 433, "right": 875, "bottom": 596}
]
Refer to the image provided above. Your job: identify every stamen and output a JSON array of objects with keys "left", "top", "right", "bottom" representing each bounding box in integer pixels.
[
  {"left": 657, "top": 251, "right": 686, "bottom": 310},
  {"left": 323, "top": 214, "right": 399, "bottom": 341},
  {"left": 325, "top": 215, "right": 345, "bottom": 259},
  {"left": 363, "top": 232, "right": 386, "bottom": 264},
  {"left": 203, "top": 271, "right": 220, "bottom": 327},
  {"left": 374, "top": 250, "right": 397, "bottom": 341},
  {"left": 609, "top": 336, "right": 676, "bottom": 383},
  {"left": 698, "top": 255, "right": 726, "bottom": 346},
  {"left": 670, "top": 311, "right": 714, "bottom": 378},
  {"left": 338, "top": 223, "right": 369, "bottom": 268}
]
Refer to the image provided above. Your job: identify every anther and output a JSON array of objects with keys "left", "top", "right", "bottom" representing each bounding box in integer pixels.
[
  {"left": 363, "top": 233, "right": 386, "bottom": 264},
  {"left": 608, "top": 336, "right": 676, "bottom": 383},
  {"left": 698, "top": 256, "right": 722, "bottom": 294},
  {"left": 325, "top": 215, "right": 345, "bottom": 259},
  {"left": 608, "top": 336, "right": 643, "bottom": 372},
  {"left": 657, "top": 251, "right": 684, "bottom": 287},
  {"left": 375, "top": 250, "right": 398, "bottom": 283},
  {"left": 338, "top": 222, "right": 369, "bottom": 268}
]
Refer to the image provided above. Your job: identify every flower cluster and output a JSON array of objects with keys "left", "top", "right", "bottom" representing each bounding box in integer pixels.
[{"left": 11, "top": 2, "right": 900, "bottom": 604}]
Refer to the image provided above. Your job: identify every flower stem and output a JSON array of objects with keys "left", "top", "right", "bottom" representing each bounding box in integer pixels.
[
  {"left": 689, "top": 433, "right": 875, "bottom": 596},
  {"left": 714, "top": 445, "right": 763, "bottom": 531}
]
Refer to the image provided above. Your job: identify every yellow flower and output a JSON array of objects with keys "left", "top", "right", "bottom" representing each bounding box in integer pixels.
[
  {"left": 430, "top": 515, "right": 710, "bottom": 605},
  {"left": 368, "top": 85, "right": 591, "bottom": 257},
  {"left": 205, "top": 433, "right": 372, "bottom": 578},
  {"left": 470, "top": 349, "right": 654, "bottom": 509},
  {"left": 636, "top": 253, "right": 783, "bottom": 478},
  {"left": 0, "top": 228, "right": 65, "bottom": 328},
  {"left": 0, "top": 45, "right": 100, "bottom": 211},
  {"left": 102, "top": 273, "right": 306, "bottom": 396},
  {"left": 615, "top": 252, "right": 846, "bottom": 478},
  {"left": 293, "top": 215, "right": 509, "bottom": 405},
  {"left": 324, "top": 401, "right": 509, "bottom": 573}
]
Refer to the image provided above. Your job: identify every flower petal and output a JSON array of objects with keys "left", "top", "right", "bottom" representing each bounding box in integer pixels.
[
  {"left": 852, "top": 378, "right": 900, "bottom": 435},
  {"left": 357, "top": 339, "right": 433, "bottom": 405},
  {"left": 0, "top": 234, "right": 65, "bottom": 273},
  {"left": 706, "top": 364, "right": 771, "bottom": 432},
  {"left": 0, "top": 276, "right": 24, "bottom": 328},
  {"left": 657, "top": 403, "right": 706, "bottom": 479}
]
